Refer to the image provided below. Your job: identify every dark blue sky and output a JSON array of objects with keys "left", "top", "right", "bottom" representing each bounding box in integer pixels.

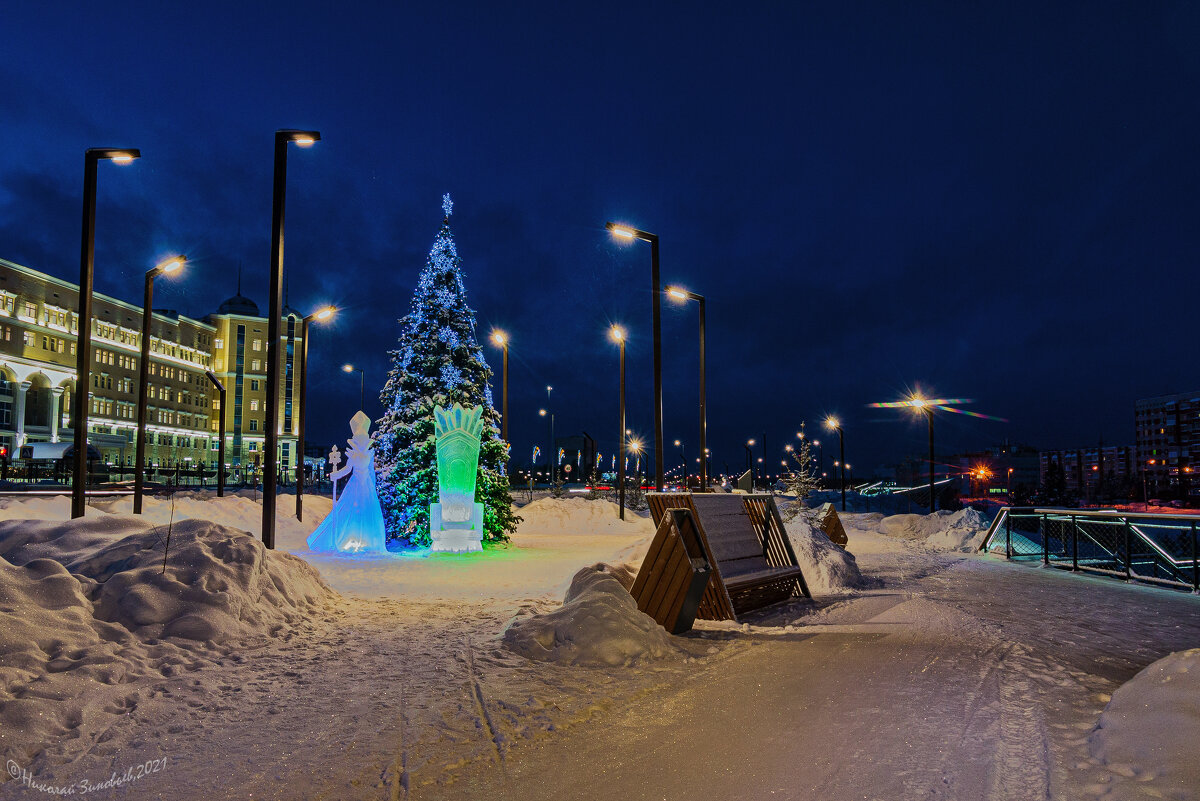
[{"left": 3, "top": 2, "right": 1199, "bottom": 478}]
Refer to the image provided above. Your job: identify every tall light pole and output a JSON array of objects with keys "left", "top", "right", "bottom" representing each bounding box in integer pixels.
[
  {"left": 262, "top": 129, "right": 319, "bottom": 550},
  {"left": 205, "top": 371, "right": 226, "bottom": 497},
  {"left": 606, "top": 222, "right": 663, "bottom": 491},
  {"left": 745, "top": 439, "right": 756, "bottom": 489},
  {"left": 826, "top": 417, "right": 846, "bottom": 512},
  {"left": 611, "top": 326, "right": 626, "bottom": 519},
  {"left": 133, "top": 255, "right": 185, "bottom": 514},
  {"left": 911, "top": 397, "right": 936, "bottom": 512},
  {"left": 296, "top": 306, "right": 336, "bottom": 522},
  {"left": 546, "top": 385, "right": 555, "bottom": 482},
  {"left": 665, "top": 286, "right": 707, "bottom": 492},
  {"left": 73, "top": 147, "right": 139, "bottom": 519},
  {"left": 342, "top": 364, "right": 364, "bottom": 410},
  {"left": 674, "top": 439, "right": 686, "bottom": 487},
  {"left": 490, "top": 331, "right": 509, "bottom": 446}
]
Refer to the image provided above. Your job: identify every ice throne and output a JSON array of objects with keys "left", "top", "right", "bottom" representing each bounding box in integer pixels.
[{"left": 429, "top": 403, "right": 486, "bottom": 553}]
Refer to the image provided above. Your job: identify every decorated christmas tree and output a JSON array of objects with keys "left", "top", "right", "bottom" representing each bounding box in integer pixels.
[{"left": 374, "top": 195, "right": 519, "bottom": 547}]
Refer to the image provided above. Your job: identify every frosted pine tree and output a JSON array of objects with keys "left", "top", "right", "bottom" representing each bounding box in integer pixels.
[
  {"left": 782, "top": 431, "right": 822, "bottom": 520},
  {"left": 374, "top": 195, "right": 519, "bottom": 547}
]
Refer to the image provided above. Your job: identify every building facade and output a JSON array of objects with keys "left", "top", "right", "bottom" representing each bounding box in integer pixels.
[
  {"left": 0, "top": 257, "right": 304, "bottom": 477},
  {"left": 1136, "top": 391, "right": 1199, "bottom": 501},
  {"left": 1039, "top": 445, "right": 1134, "bottom": 500}
]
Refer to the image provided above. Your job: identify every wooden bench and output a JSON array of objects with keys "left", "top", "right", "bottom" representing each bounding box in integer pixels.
[
  {"left": 630, "top": 508, "right": 713, "bottom": 634},
  {"left": 647, "top": 492, "right": 811, "bottom": 621}
]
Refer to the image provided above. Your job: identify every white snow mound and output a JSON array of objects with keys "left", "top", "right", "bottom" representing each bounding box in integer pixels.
[
  {"left": 0, "top": 515, "right": 335, "bottom": 766},
  {"left": 783, "top": 516, "right": 865, "bottom": 594},
  {"left": 501, "top": 564, "right": 680, "bottom": 667},
  {"left": 515, "top": 497, "right": 651, "bottom": 536},
  {"left": 1089, "top": 648, "right": 1200, "bottom": 793},
  {"left": 0, "top": 516, "right": 334, "bottom": 643},
  {"left": 877, "top": 508, "right": 990, "bottom": 552}
]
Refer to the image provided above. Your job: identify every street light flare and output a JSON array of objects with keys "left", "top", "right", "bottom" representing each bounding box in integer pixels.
[
  {"left": 156, "top": 255, "right": 185, "bottom": 273},
  {"left": 342, "top": 364, "right": 355, "bottom": 373},
  {"left": 314, "top": 306, "right": 335, "bottom": 321},
  {"left": 665, "top": 287, "right": 688, "bottom": 300},
  {"left": 491, "top": 330, "right": 507, "bottom": 346},
  {"left": 825, "top": 416, "right": 840, "bottom": 429},
  {"left": 110, "top": 154, "right": 136, "bottom": 164},
  {"left": 609, "top": 325, "right": 625, "bottom": 342},
  {"left": 609, "top": 225, "right": 636, "bottom": 239},
  {"left": 293, "top": 136, "right": 315, "bottom": 147}
]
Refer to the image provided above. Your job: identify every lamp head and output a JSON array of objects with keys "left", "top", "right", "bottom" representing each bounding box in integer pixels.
[
  {"left": 674, "top": 439, "right": 681, "bottom": 447},
  {"left": 491, "top": 330, "right": 508, "bottom": 347},
  {"left": 342, "top": 364, "right": 355, "bottom": 373},
  {"left": 539, "top": 409, "right": 547, "bottom": 417},
  {"left": 281, "top": 130, "right": 321, "bottom": 147},
  {"left": 825, "top": 416, "right": 840, "bottom": 430},
  {"left": 609, "top": 325, "right": 625, "bottom": 343},
  {"left": 747, "top": 439, "right": 755, "bottom": 446},
  {"left": 607, "top": 223, "right": 636, "bottom": 240},
  {"left": 665, "top": 286, "right": 688, "bottom": 301},
  {"left": 313, "top": 306, "right": 336, "bottom": 322}
]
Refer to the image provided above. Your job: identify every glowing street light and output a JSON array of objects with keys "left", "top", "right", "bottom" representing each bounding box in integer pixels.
[
  {"left": 606, "top": 221, "right": 663, "bottom": 491},
  {"left": 490, "top": 330, "right": 509, "bottom": 446},
  {"left": 134, "top": 254, "right": 188, "bottom": 514},
  {"left": 825, "top": 416, "right": 847, "bottom": 512},
  {"left": 296, "top": 305, "right": 337, "bottom": 522},
  {"left": 665, "top": 285, "right": 707, "bottom": 491},
  {"left": 610, "top": 324, "right": 626, "bottom": 519},
  {"left": 343, "top": 363, "right": 364, "bottom": 409},
  {"left": 72, "top": 147, "right": 140, "bottom": 519},
  {"left": 263, "top": 128, "right": 320, "bottom": 550}
]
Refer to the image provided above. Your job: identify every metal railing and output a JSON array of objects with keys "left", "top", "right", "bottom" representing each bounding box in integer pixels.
[{"left": 981, "top": 507, "right": 1200, "bottom": 592}]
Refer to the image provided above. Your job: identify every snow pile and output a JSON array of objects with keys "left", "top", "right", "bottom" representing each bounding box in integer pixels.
[
  {"left": 1090, "top": 648, "right": 1200, "bottom": 793},
  {"left": 514, "top": 497, "right": 651, "bottom": 537},
  {"left": 877, "top": 508, "right": 990, "bottom": 552},
  {"left": 783, "top": 516, "right": 865, "bottom": 594},
  {"left": 502, "top": 564, "right": 680, "bottom": 667},
  {"left": 0, "top": 515, "right": 335, "bottom": 766},
  {"left": 0, "top": 516, "right": 334, "bottom": 643}
]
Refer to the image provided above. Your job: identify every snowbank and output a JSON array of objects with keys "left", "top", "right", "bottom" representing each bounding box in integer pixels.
[
  {"left": 0, "top": 515, "right": 336, "bottom": 765},
  {"left": 783, "top": 516, "right": 865, "bottom": 594},
  {"left": 515, "top": 497, "right": 651, "bottom": 537},
  {"left": 876, "top": 508, "right": 990, "bottom": 552},
  {"left": 502, "top": 564, "right": 680, "bottom": 667},
  {"left": 1090, "top": 648, "right": 1200, "bottom": 793}
]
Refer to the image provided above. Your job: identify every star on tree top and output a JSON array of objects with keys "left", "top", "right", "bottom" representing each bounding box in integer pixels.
[{"left": 442, "top": 193, "right": 453, "bottom": 218}]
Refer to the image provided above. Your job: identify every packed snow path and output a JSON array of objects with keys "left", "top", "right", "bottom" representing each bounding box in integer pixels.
[{"left": 3, "top": 507, "right": 1199, "bottom": 800}]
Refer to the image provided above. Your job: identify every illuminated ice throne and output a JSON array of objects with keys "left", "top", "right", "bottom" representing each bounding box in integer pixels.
[{"left": 429, "top": 402, "right": 486, "bottom": 553}]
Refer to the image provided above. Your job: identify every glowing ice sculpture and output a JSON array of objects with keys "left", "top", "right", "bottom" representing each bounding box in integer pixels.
[
  {"left": 429, "top": 402, "right": 485, "bottom": 553},
  {"left": 306, "top": 411, "right": 387, "bottom": 554}
]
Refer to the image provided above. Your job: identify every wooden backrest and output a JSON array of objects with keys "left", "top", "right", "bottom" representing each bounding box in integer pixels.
[{"left": 689, "top": 494, "right": 769, "bottom": 578}]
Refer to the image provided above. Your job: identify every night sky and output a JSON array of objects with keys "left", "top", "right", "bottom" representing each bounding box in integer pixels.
[{"left": 4, "top": 2, "right": 1199, "bottom": 478}]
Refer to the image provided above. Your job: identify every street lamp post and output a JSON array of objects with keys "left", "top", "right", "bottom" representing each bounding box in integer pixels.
[
  {"left": 606, "top": 222, "right": 663, "bottom": 491},
  {"left": 674, "top": 439, "right": 686, "bottom": 488},
  {"left": 490, "top": 331, "right": 509, "bottom": 445},
  {"left": 745, "top": 439, "right": 755, "bottom": 489},
  {"left": 133, "top": 256, "right": 185, "bottom": 514},
  {"left": 546, "top": 386, "right": 555, "bottom": 483},
  {"left": 611, "top": 326, "right": 626, "bottom": 520},
  {"left": 825, "top": 417, "right": 846, "bottom": 512},
  {"left": 262, "top": 129, "right": 319, "bottom": 550},
  {"left": 912, "top": 398, "right": 936, "bottom": 512},
  {"left": 72, "top": 147, "right": 140, "bottom": 519},
  {"left": 342, "top": 364, "right": 364, "bottom": 410},
  {"left": 205, "top": 371, "right": 226, "bottom": 497},
  {"left": 296, "top": 306, "right": 335, "bottom": 523},
  {"left": 665, "top": 286, "right": 707, "bottom": 492}
]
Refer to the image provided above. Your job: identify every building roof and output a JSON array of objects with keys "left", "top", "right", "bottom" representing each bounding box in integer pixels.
[{"left": 215, "top": 292, "right": 260, "bottom": 317}]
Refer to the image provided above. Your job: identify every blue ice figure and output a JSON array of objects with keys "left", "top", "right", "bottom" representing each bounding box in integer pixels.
[{"left": 307, "top": 410, "right": 387, "bottom": 554}]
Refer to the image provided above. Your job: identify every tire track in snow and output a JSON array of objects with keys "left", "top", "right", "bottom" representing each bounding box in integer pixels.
[{"left": 464, "top": 637, "right": 507, "bottom": 773}]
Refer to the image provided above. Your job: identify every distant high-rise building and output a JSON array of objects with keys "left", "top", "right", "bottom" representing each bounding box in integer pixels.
[
  {"left": 1136, "top": 391, "right": 1199, "bottom": 502},
  {"left": 1039, "top": 445, "right": 1134, "bottom": 500}
]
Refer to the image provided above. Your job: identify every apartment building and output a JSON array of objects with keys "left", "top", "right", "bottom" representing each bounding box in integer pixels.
[{"left": 1136, "top": 390, "right": 1200, "bottom": 501}]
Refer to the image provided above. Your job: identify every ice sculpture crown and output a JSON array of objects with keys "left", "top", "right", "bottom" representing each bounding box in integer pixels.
[
  {"left": 433, "top": 403, "right": 483, "bottom": 441},
  {"left": 350, "top": 410, "right": 372, "bottom": 438}
]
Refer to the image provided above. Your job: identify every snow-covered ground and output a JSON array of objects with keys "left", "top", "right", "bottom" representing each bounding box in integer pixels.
[{"left": 1, "top": 494, "right": 1198, "bottom": 800}]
